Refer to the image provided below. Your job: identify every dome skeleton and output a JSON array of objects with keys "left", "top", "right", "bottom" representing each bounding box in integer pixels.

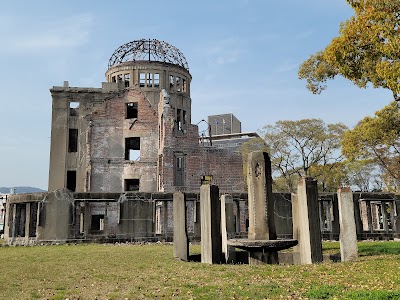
[{"left": 108, "top": 39, "right": 189, "bottom": 71}]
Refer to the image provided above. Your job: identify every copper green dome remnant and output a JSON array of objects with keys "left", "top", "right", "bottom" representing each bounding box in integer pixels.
[{"left": 108, "top": 39, "right": 189, "bottom": 71}]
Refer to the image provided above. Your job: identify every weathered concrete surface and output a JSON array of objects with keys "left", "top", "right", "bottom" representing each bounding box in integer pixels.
[
  {"left": 338, "top": 187, "right": 358, "bottom": 261},
  {"left": 245, "top": 151, "right": 278, "bottom": 264},
  {"left": 173, "top": 192, "right": 188, "bottom": 261},
  {"left": 247, "top": 151, "right": 276, "bottom": 240},
  {"left": 221, "top": 194, "right": 236, "bottom": 263},
  {"left": 293, "top": 177, "right": 323, "bottom": 264},
  {"left": 200, "top": 185, "right": 222, "bottom": 264}
]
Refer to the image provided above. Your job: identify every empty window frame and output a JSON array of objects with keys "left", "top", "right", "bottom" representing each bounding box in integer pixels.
[
  {"left": 91, "top": 215, "right": 104, "bottom": 231},
  {"left": 126, "top": 102, "right": 138, "bottom": 119},
  {"left": 118, "top": 74, "right": 123, "bottom": 82},
  {"left": 174, "top": 153, "right": 185, "bottom": 186},
  {"left": 154, "top": 73, "right": 160, "bottom": 88},
  {"left": 125, "top": 137, "right": 140, "bottom": 160},
  {"left": 182, "top": 79, "right": 187, "bottom": 92},
  {"left": 176, "top": 76, "right": 181, "bottom": 92},
  {"left": 69, "top": 102, "right": 79, "bottom": 117},
  {"left": 139, "top": 73, "right": 146, "bottom": 87},
  {"left": 68, "top": 129, "right": 78, "bottom": 152},
  {"left": 124, "top": 73, "right": 130, "bottom": 87},
  {"left": 177, "top": 109, "right": 183, "bottom": 131},
  {"left": 112, "top": 76, "right": 116, "bottom": 83},
  {"left": 67, "top": 170, "right": 77, "bottom": 192},
  {"left": 147, "top": 73, "right": 153, "bottom": 87},
  {"left": 169, "top": 75, "right": 174, "bottom": 89},
  {"left": 125, "top": 179, "right": 140, "bottom": 191}
]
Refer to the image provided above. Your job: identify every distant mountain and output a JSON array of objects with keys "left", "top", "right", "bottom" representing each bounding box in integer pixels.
[{"left": 0, "top": 186, "right": 46, "bottom": 194}]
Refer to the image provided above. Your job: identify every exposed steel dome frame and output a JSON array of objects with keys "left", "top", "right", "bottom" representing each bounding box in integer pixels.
[{"left": 108, "top": 39, "right": 189, "bottom": 71}]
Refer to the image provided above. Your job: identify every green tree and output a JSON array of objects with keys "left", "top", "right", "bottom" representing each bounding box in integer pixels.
[
  {"left": 341, "top": 101, "right": 400, "bottom": 191},
  {"left": 309, "top": 162, "right": 347, "bottom": 192},
  {"left": 299, "top": 0, "right": 400, "bottom": 100},
  {"left": 343, "top": 159, "right": 379, "bottom": 192},
  {"left": 263, "top": 119, "right": 347, "bottom": 192}
]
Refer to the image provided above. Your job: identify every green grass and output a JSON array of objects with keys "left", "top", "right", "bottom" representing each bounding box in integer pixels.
[{"left": 0, "top": 241, "right": 399, "bottom": 299}]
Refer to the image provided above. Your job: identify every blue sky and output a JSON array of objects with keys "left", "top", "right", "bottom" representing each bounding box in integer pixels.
[{"left": 0, "top": 1, "right": 393, "bottom": 189}]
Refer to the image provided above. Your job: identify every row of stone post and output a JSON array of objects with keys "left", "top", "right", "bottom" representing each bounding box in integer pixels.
[{"left": 173, "top": 151, "right": 359, "bottom": 264}]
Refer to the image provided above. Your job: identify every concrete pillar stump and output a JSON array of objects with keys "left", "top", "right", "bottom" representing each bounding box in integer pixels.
[
  {"left": 200, "top": 184, "right": 222, "bottom": 264},
  {"left": 337, "top": 187, "right": 358, "bottom": 262},
  {"left": 221, "top": 194, "right": 236, "bottom": 263},
  {"left": 173, "top": 192, "right": 189, "bottom": 261},
  {"left": 292, "top": 177, "right": 323, "bottom": 264}
]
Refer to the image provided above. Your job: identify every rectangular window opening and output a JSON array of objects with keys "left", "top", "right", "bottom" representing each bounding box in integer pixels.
[
  {"left": 68, "top": 129, "right": 78, "bottom": 152},
  {"left": 174, "top": 154, "right": 185, "bottom": 186},
  {"left": 67, "top": 170, "right": 77, "bottom": 192},
  {"left": 169, "top": 75, "right": 174, "bottom": 89},
  {"left": 176, "top": 76, "right": 181, "bottom": 92},
  {"left": 182, "top": 79, "right": 187, "bottom": 92},
  {"left": 69, "top": 102, "right": 79, "bottom": 116},
  {"left": 125, "top": 137, "right": 140, "bottom": 160},
  {"left": 126, "top": 102, "right": 138, "bottom": 119},
  {"left": 125, "top": 179, "right": 140, "bottom": 191},
  {"left": 154, "top": 73, "right": 160, "bottom": 88},
  {"left": 177, "top": 109, "right": 182, "bottom": 131},
  {"left": 117, "top": 74, "right": 123, "bottom": 82},
  {"left": 147, "top": 73, "right": 153, "bottom": 87},
  {"left": 124, "top": 73, "right": 130, "bottom": 87},
  {"left": 112, "top": 76, "right": 116, "bottom": 83},
  {"left": 91, "top": 214, "right": 104, "bottom": 231},
  {"left": 139, "top": 73, "right": 146, "bottom": 87}
]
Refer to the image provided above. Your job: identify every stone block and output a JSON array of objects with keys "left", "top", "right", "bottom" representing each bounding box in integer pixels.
[
  {"left": 200, "top": 185, "right": 222, "bottom": 264},
  {"left": 221, "top": 194, "right": 236, "bottom": 263},
  {"left": 173, "top": 192, "right": 189, "bottom": 261},
  {"left": 338, "top": 187, "right": 358, "bottom": 262}
]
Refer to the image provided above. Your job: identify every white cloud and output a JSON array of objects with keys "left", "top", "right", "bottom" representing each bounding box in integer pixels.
[{"left": 0, "top": 13, "right": 94, "bottom": 53}]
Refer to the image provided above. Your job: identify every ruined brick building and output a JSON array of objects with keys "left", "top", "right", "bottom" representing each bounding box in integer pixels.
[{"left": 48, "top": 39, "right": 245, "bottom": 194}]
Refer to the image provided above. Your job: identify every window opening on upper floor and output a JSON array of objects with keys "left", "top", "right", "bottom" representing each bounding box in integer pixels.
[
  {"left": 174, "top": 154, "right": 185, "bottom": 186},
  {"left": 125, "top": 137, "right": 140, "bottom": 160},
  {"left": 69, "top": 102, "right": 79, "bottom": 117},
  {"left": 169, "top": 75, "right": 174, "bottom": 89},
  {"left": 112, "top": 76, "right": 116, "bottom": 83},
  {"left": 183, "top": 110, "right": 187, "bottom": 126},
  {"left": 67, "top": 170, "right": 77, "bottom": 192},
  {"left": 125, "top": 179, "right": 140, "bottom": 191},
  {"left": 118, "top": 74, "right": 123, "bottom": 82},
  {"left": 177, "top": 109, "right": 183, "bottom": 131},
  {"left": 139, "top": 73, "right": 146, "bottom": 87},
  {"left": 124, "top": 73, "right": 130, "bottom": 87},
  {"left": 182, "top": 79, "right": 187, "bottom": 92},
  {"left": 126, "top": 102, "right": 138, "bottom": 119},
  {"left": 68, "top": 129, "right": 78, "bottom": 152},
  {"left": 176, "top": 76, "right": 181, "bottom": 92},
  {"left": 154, "top": 73, "right": 160, "bottom": 88},
  {"left": 147, "top": 73, "right": 153, "bottom": 87}
]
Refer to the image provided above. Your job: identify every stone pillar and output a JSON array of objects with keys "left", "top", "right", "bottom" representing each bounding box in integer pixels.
[
  {"left": 337, "top": 187, "right": 358, "bottom": 262},
  {"left": 382, "top": 202, "right": 388, "bottom": 232},
  {"left": 293, "top": 177, "right": 322, "bottom": 264},
  {"left": 24, "top": 203, "right": 31, "bottom": 240},
  {"left": 247, "top": 152, "right": 276, "bottom": 240},
  {"left": 221, "top": 194, "right": 236, "bottom": 263},
  {"left": 173, "top": 192, "right": 189, "bottom": 261},
  {"left": 200, "top": 184, "right": 222, "bottom": 264},
  {"left": 366, "top": 201, "right": 373, "bottom": 233},
  {"left": 247, "top": 151, "right": 278, "bottom": 264}
]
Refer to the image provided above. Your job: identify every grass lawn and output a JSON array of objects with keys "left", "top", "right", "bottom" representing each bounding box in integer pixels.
[{"left": 0, "top": 241, "right": 399, "bottom": 299}]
